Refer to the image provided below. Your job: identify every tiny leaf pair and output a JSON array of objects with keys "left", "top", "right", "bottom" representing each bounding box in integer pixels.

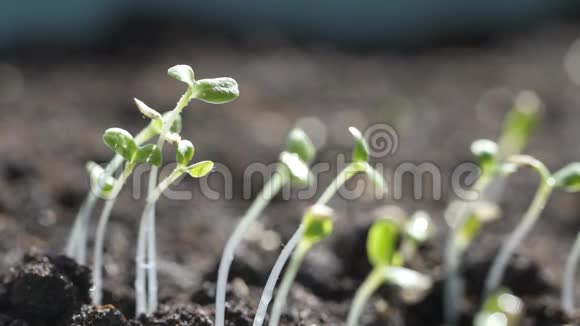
[
  {"left": 103, "top": 128, "right": 162, "bottom": 167},
  {"left": 168, "top": 65, "right": 239, "bottom": 105},
  {"left": 302, "top": 205, "right": 334, "bottom": 244},
  {"left": 86, "top": 161, "right": 116, "bottom": 199}
]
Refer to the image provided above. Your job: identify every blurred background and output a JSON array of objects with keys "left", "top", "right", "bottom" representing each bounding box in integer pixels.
[{"left": 1, "top": 0, "right": 580, "bottom": 318}]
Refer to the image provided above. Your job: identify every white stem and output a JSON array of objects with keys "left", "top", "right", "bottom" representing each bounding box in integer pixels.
[
  {"left": 135, "top": 202, "right": 153, "bottom": 316},
  {"left": 139, "top": 90, "right": 190, "bottom": 316},
  {"left": 563, "top": 233, "right": 580, "bottom": 316},
  {"left": 253, "top": 225, "right": 304, "bottom": 326},
  {"left": 215, "top": 170, "right": 288, "bottom": 326},
  {"left": 268, "top": 240, "right": 311, "bottom": 326},
  {"left": 484, "top": 181, "right": 553, "bottom": 298},
  {"left": 91, "top": 163, "right": 134, "bottom": 305},
  {"left": 146, "top": 206, "right": 158, "bottom": 315},
  {"left": 444, "top": 175, "right": 493, "bottom": 326},
  {"left": 66, "top": 192, "right": 98, "bottom": 263},
  {"left": 346, "top": 267, "right": 384, "bottom": 326}
]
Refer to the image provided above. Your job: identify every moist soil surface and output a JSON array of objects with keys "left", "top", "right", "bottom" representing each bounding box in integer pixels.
[{"left": 1, "top": 24, "right": 580, "bottom": 325}]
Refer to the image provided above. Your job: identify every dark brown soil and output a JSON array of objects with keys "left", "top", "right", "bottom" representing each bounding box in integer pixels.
[{"left": 1, "top": 23, "right": 580, "bottom": 325}]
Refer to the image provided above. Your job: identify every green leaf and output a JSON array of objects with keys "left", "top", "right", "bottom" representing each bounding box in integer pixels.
[
  {"left": 103, "top": 128, "right": 138, "bottom": 162},
  {"left": 367, "top": 218, "right": 400, "bottom": 267},
  {"left": 86, "top": 161, "right": 116, "bottom": 199},
  {"left": 279, "top": 151, "right": 310, "bottom": 185},
  {"left": 497, "top": 91, "right": 541, "bottom": 159},
  {"left": 405, "top": 211, "right": 434, "bottom": 244},
  {"left": 302, "top": 205, "right": 334, "bottom": 243},
  {"left": 134, "top": 98, "right": 162, "bottom": 120},
  {"left": 286, "top": 128, "right": 316, "bottom": 164},
  {"left": 553, "top": 163, "right": 580, "bottom": 192},
  {"left": 187, "top": 160, "right": 215, "bottom": 178},
  {"left": 168, "top": 65, "right": 195, "bottom": 87},
  {"left": 475, "top": 288, "right": 523, "bottom": 326},
  {"left": 192, "top": 77, "right": 239, "bottom": 104},
  {"left": 349, "top": 127, "right": 369, "bottom": 162},
  {"left": 176, "top": 139, "right": 195, "bottom": 166},
  {"left": 382, "top": 267, "right": 433, "bottom": 304},
  {"left": 134, "top": 144, "right": 162, "bottom": 167}
]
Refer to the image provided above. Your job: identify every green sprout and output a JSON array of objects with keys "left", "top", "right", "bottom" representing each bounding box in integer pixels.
[
  {"left": 484, "top": 158, "right": 580, "bottom": 297},
  {"left": 252, "top": 127, "right": 386, "bottom": 326},
  {"left": 475, "top": 288, "right": 524, "bottom": 326},
  {"left": 135, "top": 65, "right": 239, "bottom": 316},
  {"left": 347, "top": 212, "right": 434, "bottom": 326},
  {"left": 91, "top": 127, "right": 162, "bottom": 305},
  {"left": 65, "top": 101, "right": 181, "bottom": 265},
  {"left": 214, "top": 128, "right": 316, "bottom": 326},
  {"left": 444, "top": 91, "right": 541, "bottom": 325}
]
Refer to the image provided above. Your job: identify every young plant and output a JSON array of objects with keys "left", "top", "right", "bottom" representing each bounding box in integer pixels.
[
  {"left": 347, "top": 212, "right": 434, "bottom": 326},
  {"left": 484, "top": 159, "right": 580, "bottom": 297},
  {"left": 444, "top": 91, "right": 541, "bottom": 325},
  {"left": 136, "top": 65, "right": 239, "bottom": 316},
  {"left": 92, "top": 128, "right": 162, "bottom": 305},
  {"left": 253, "top": 127, "right": 386, "bottom": 326},
  {"left": 563, "top": 231, "right": 580, "bottom": 316},
  {"left": 214, "top": 128, "right": 316, "bottom": 326},
  {"left": 474, "top": 288, "right": 524, "bottom": 326},
  {"left": 65, "top": 115, "right": 169, "bottom": 264}
]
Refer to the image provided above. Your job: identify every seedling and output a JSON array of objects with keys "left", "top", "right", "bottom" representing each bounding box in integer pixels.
[
  {"left": 347, "top": 212, "right": 434, "bottom": 326},
  {"left": 252, "top": 127, "right": 386, "bottom": 326},
  {"left": 475, "top": 288, "right": 524, "bottom": 326},
  {"left": 66, "top": 106, "right": 182, "bottom": 265},
  {"left": 136, "top": 65, "right": 239, "bottom": 316},
  {"left": 214, "top": 128, "right": 316, "bottom": 326},
  {"left": 444, "top": 91, "right": 541, "bottom": 325},
  {"left": 484, "top": 158, "right": 580, "bottom": 297},
  {"left": 92, "top": 127, "right": 162, "bottom": 305}
]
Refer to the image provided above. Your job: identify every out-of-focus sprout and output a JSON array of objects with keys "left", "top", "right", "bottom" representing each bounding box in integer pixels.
[
  {"left": 485, "top": 159, "right": 580, "bottom": 297},
  {"left": 475, "top": 288, "right": 524, "bottom": 326},
  {"left": 253, "top": 127, "right": 386, "bottom": 326},
  {"left": 346, "top": 214, "right": 434, "bottom": 326},
  {"left": 444, "top": 91, "right": 541, "bottom": 326},
  {"left": 214, "top": 128, "right": 316, "bottom": 326}
]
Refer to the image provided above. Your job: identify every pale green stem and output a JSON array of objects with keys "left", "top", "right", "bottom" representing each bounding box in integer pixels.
[
  {"left": 268, "top": 241, "right": 313, "bottom": 326},
  {"left": 139, "top": 89, "right": 191, "bottom": 316},
  {"left": 253, "top": 224, "right": 304, "bottom": 326},
  {"left": 444, "top": 175, "right": 492, "bottom": 326},
  {"left": 215, "top": 168, "right": 290, "bottom": 326},
  {"left": 315, "top": 163, "right": 354, "bottom": 205},
  {"left": 563, "top": 232, "right": 580, "bottom": 316},
  {"left": 484, "top": 178, "right": 554, "bottom": 298},
  {"left": 91, "top": 162, "right": 135, "bottom": 305},
  {"left": 136, "top": 167, "right": 183, "bottom": 316},
  {"left": 346, "top": 266, "right": 385, "bottom": 326}
]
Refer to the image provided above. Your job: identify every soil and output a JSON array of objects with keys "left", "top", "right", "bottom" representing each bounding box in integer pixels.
[{"left": 1, "top": 22, "right": 580, "bottom": 325}]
